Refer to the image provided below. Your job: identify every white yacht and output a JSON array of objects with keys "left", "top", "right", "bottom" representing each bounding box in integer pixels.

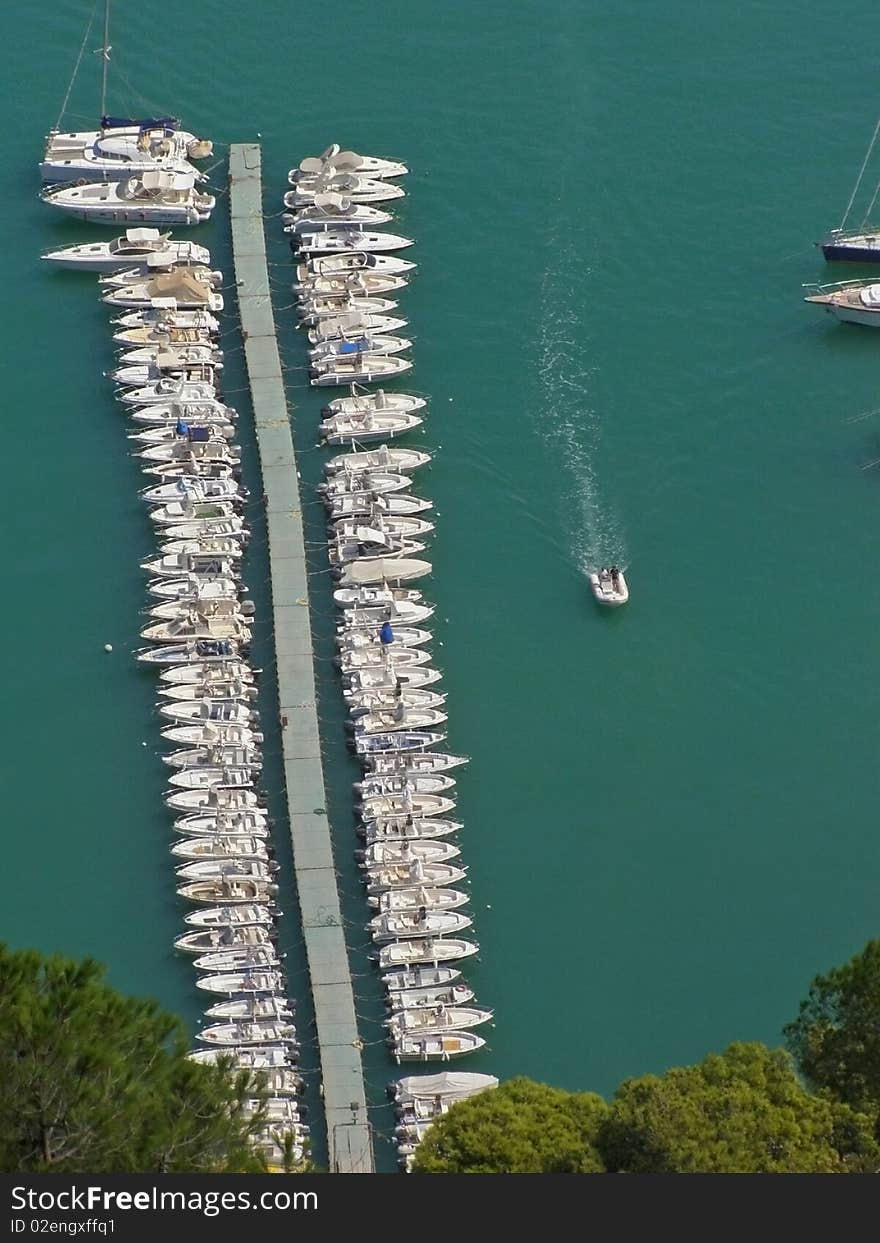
[
  {"left": 296, "top": 230, "right": 414, "bottom": 256},
  {"left": 804, "top": 280, "right": 880, "bottom": 326},
  {"left": 42, "top": 170, "right": 215, "bottom": 225},
  {"left": 290, "top": 146, "right": 408, "bottom": 181},
  {"left": 310, "top": 354, "right": 412, "bottom": 386},
  {"left": 41, "top": 228, "right": 210, "bottom": 272}
]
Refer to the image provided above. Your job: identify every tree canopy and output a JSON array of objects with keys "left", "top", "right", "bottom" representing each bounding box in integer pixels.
[
  {"left": 412, "top": 1077, "right": 609, "bottom": 1173},
  {"left": 784, "top": 938, "right": 880, "bottom": 1116},
  {"left": 599, "top": 1042, "right": 879, "bottom": 1173},
  {"left": 0, "top": 944, "right": 270, "bottom": 1173}
]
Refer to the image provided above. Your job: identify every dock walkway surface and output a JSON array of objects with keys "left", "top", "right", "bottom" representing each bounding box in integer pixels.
[{"left": 228, "top": 143, "right": 373, "bottom": 1174}]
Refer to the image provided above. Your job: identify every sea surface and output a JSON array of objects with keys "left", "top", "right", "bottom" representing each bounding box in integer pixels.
[{"left": 4, "top": 0, "right": 880, "bottom": 1168}]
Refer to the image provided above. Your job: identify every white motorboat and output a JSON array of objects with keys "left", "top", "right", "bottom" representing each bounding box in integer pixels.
[
  {"left": 309, "top": 330, "right": 412, "bottom": 360},
  {"left": 114, "top": 358, "right": 221, "bottom": 388},
  {"left": 325, "top": 387, "right": 425, "bottom": 416},
  {"left": 178, "top": 878, "right": 278, "bottom": 905},
  {"left": 383, "top": 966, "right": 462, "bottom": 993},
  {"left": 166, "top": 749, "right": 262, "bottom": 779},
  {"left": 354, "top": 727, "right": 446, "bottom": 754},
  {"left": 172, "top": 837, "right": 267, "bottom": 865},
  {"left": 285, "top": 172, "right": 405, "bottom": 206},
  {"left": 160, "top": 697, "right": 255, "bottom": 725},
  {"left": 177, "top": 856, "right": 276, "bottom": 884},
  {"left": 358, "top": 792, "right": 455, "bottom": 821},
  {"left": 393, "top": 1071, "right": 498, "bottom": 1105},
  {"left": 354, "top": 707, "right": 448, "bottom": 736},
  {"left": 364, "top": 860, "right": 467, "bottom": 894},
  {"left": 308, "top": 313, "right": 408, "bottom": 344},
  {"left": 168, "top": 783, "right": 262, "bottom": 814},
  {"left": 390, "top": 1031, "right": 487, "bottom": 1062},
  {"left": 319, "top": 409, "right": 422, "bottom": 444},
  {"left": 141, "top": 476, "right": 241, "bottom": 505},
  {"left": 167, "top": 761, "right": 258, "bottom": 788},
  {"left": 155, "top": 536, "right": 246, "bottom": 560},
  {"left": 135, "top": 637, "right": 243, "bottom": 665},
  {"left": 329, "top": 498, "right": 433, "bottom": 527},
  {"left": 145, "top": 548, "right": 241, "bottom": 577},
  {"left": 195, "top": 971, "right": 284, "bottom": 996},
  {"left": 377, "top": 938, "right": 478, "bottom": 970},
  {"left": 204, "top": 995, "right": 292, "bottom": 1020},
  {"left": 140, "top": 458, "right": 234, "bottom": 483},
  {"left": 339, "top": 601, "right": 434, "bottom": 630},
  {"left": 104, "top": 275, "right": 222, "bottom": 312},
  {"left": 137, "top": 440, "right": 236, "bottom": 467},
  {"left": 114, "top": 324, "right": 217, "bottom": 349},
  {"left": 42, "top": 170, "right": 215, "bottom": 224},
  {"left": 191, "top": 944, "right": 280, "bottom": 973},
  {"left": 186, "top": 1045, "right": 295, "bottom": 1071},
  {"left": 185, "top": 904, "right": 275, "bottom": 929},
  {"left": 364, "top": 751, "right": 469, "bottom": 776},
  {"left": 298, "top": 271, "right": 409, "bottom": 298},
  {"left": 296, "top": 230, "right": 414, "bottom": 256},
  {"left": 155, "top": 519, "right": 247, "bottom": 543},
  {"left": 369, "top": 910, "right": 472, "bottom": 942},
  {"left": 588, "top": 566, "right": 628, "bottom": 607},
  {"left": 348, "top": 688, "right": 445, "bottom": 717},
  {"left": 389, "top": 1005, "right": 491, "bottom": 1032},
  {"left": 804, "top": 279, "right": 880, "bottom": 326},
  {"left": 174, "top": 809, "right": 268, "bottom": 837},
  {"left": 101, "top": 262, "right": 220, "bottom": 291},
  {"left": 141, "top": 614, "right": 250, "bottom": 645},
  {"left": 113, "top": 305, "right": 220, "bottom": 329},
  {"left": 174, "top": 925, "right": 272, "bottom": 955},
  {"left": 291, "top": 147, "right": 408, "bottom": 181},
  {"left": 332, "top": 518, "right": 433, "bottom": 547},
  {"left": 158, "top": 675, "right": 255, "bottom": 701},
  {"left": 298, "top": 294, "right": 400, "bottom": 323},
  {"left": 159, "top": 660, "right": 254, "bottom": 685},
  {"left": 359, "top": 840, "right": 461, "bottom": 869},
  {"left": 298, "top": 252, "right": 415, "bottom": 280},
  {"left": 337, "top": 558, "right": 432, "bottom": 587},
  {"left": 128, "top": 400, "right": 233, "bottom": 427},
  {"left": 326, "top": 446, "right": 430, "bottom": 475},
  {"left": 148, "top": 575, "right": 240, "bottom": 604},
  {"left": 320, "top": 470, "right": 412, "bottom": 497},
  {"left": 344, "top": 665, "right": 442, "bottom": 694},
  {"left": 162, "top": 723, "right": 262, "bottom": 748},
  {"left": 356, "top": 772, "right": 455, "bottom": 797},
  {"left": 120, "top": 342, "right": 222, "bottom": 367},
  {"left": 338, "top": 648, "right": 433, "bottom": 674},
  {"left": 120, "top": 376, "right": 219, "bottom": 405},
  {"left": 197, "top": 1021, "right": 296, "bottom": 1047},
  {"left": 41, "top": 228, "right": 210, "bottom": 272},
  {"left": 337, "top": 620, "right": 431, "bottom": 650},
  {"left": 283, "top": 191, "right": 393, "bottom": 229},
  {"left": 148, "top": 499, "right": 240, "bottom": 526},
  {"left": 360, "top": 819, "right": 462, "bottom": 845},
  {"left": 309, "top": 354, "right": 412, "bottom": 389},
  {"left": 371, "top": 886, "right": 469, "bottom": 915},
  {"left": 333, "top": 583, "right": 425, "bottom": 608}
]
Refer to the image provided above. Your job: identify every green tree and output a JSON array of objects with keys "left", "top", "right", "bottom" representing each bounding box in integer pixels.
[
  {"left": 412, "top": 1077, "right": 609, "bottom": 1173},
  {"left": 600, "top": 1042, "right": 879, "bottom": 1173},
  {"left": 784, "top": 939, "right": 880, "bottom": 1115},
  {"left": 0, "top": 944, "right": 271, "bottom": 1173}
]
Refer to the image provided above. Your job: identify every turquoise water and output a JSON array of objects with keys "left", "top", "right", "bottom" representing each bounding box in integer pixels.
[{"left": 4, "top": 0, "right": 880, "bottom": 1164}]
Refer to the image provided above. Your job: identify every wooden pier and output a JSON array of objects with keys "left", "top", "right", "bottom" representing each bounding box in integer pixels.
[{"left": 228, "top": 144, "right": 373, "bottom": 1174}]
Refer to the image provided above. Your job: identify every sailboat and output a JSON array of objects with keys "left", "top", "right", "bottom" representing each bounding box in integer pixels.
[
  {"left": 819, "top": 117, "right": 880, "bottom": 262},
  {"left": 41, "top": 0, "right": 212, "bottom": 186}
]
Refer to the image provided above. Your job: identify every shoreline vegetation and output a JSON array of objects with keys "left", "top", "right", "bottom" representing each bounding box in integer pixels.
[{"left": 4, "top": 938, "right": 880, "bottom": 1173}]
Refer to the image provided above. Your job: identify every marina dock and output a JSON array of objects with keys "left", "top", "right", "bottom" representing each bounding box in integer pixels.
[{"left": 229, "top": 143, "right": 373, "bottom": 1174}]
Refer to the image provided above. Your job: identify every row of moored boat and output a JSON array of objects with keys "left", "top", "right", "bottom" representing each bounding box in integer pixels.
[
  {"left": 285, "top": 146, "right": 495, "bottom": 1169},
  {"left": 43, "top": 205, "right": 307, "bottom": 1168}
]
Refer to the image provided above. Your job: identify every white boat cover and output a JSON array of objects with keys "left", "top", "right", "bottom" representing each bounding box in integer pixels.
[
  {"left": 858, "top": 284, "right": 880, "bottom": 307},
  {"left": 395, "top": 1072, "right": 499, "bottom": 1100},
  {"left": 125, "top": 227, "right": 163, "bottom": 241}
]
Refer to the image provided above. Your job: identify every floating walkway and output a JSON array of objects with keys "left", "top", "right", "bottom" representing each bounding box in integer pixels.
[{"left": 229, "top": 143, "right": 373, "bottom": 1174}]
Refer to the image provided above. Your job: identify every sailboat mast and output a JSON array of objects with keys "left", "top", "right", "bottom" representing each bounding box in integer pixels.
[
  {"left": 840, "top": 116, "right": 880, "bottom": 231},
  {"left": 99, "top": 0, "right": 111, "bottom": 121}
]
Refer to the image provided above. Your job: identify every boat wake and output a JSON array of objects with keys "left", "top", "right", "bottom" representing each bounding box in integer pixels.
[{"left": 534, "top": 241, "right": 626, "bottom": 576}]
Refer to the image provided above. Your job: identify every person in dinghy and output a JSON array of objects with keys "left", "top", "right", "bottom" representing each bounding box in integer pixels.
[{"left": 589, "top": 564, "right": 629, "bottom": 607}]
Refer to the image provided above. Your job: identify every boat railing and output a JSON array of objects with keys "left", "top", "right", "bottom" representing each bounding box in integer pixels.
[{"left": 802, "top": 279, "right": 874, "bottom": 295}]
